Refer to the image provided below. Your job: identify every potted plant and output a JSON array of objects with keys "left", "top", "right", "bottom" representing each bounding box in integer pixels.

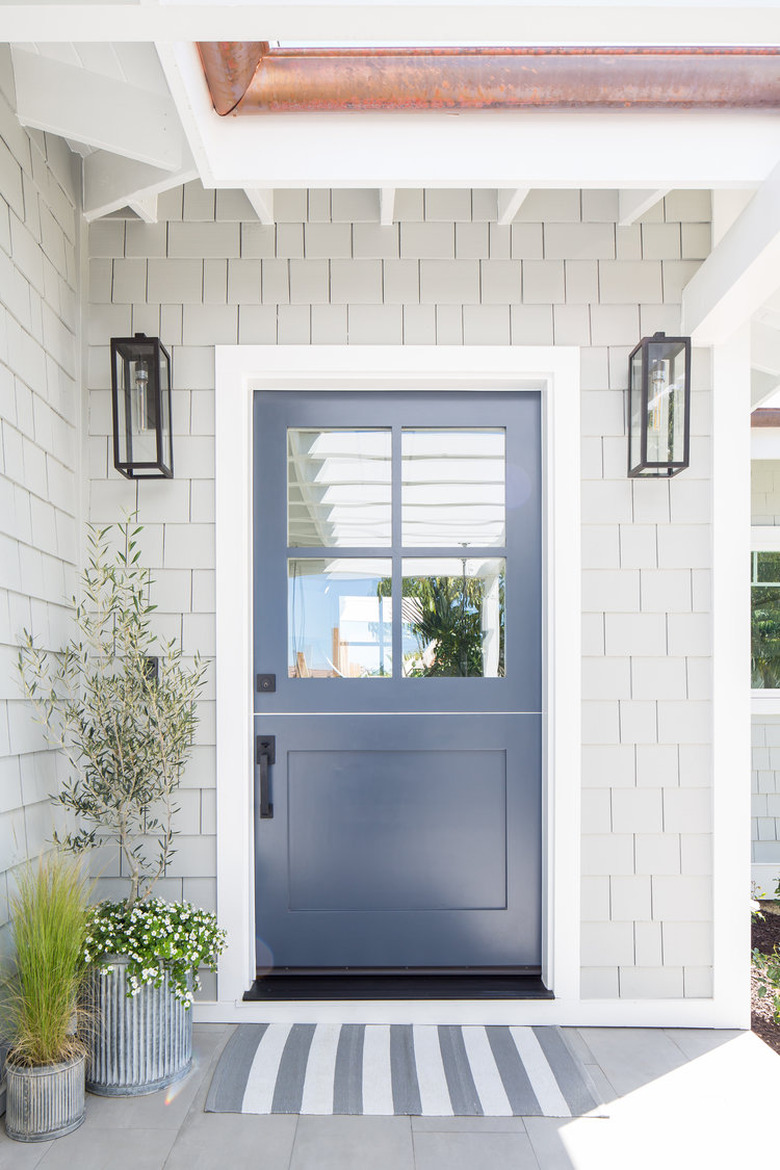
[
  {"left": 3, "top": 854, "right": 91, "bottom": 1142},
  {"left": 19, "top": 519, "right": 225, "bottom": 1096}
]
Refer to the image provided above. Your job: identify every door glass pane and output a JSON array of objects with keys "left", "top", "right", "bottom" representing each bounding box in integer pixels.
[
  {"left": 288, "top": 429, "right": 391, "bottom": 547},
  {"left": 402, "top": 429, "right": 506, "bottom": 548},
  {"left": 401, "top": 558, "right": 505, "bottom": 678},
  {"left": 288, "top": 558, "right": 392, "bottom": 678}
]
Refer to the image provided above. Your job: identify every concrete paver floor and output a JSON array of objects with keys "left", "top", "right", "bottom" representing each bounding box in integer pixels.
[{"left": 1, "top": 1023, "right": 778, "bottom": 1169}]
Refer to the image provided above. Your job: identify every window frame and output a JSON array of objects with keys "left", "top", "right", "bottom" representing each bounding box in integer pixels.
[{"left": 751, "top": 526, "right": 780, "bottom": 708}]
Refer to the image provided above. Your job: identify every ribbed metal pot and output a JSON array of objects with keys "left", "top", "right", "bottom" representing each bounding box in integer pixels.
[
  {"left": 85, "top": 957, "right": 192, "bottom": 1096},
  {"left": 5, "top": 1054, "right": 86, "bottom": 1142}
]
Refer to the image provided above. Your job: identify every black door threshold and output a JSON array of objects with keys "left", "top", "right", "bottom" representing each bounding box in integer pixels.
[{"left": 243, "top": 972, "right": 554, "bottom": 1002}]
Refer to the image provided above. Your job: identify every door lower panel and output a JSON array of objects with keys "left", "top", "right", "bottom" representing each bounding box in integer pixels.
[{"left": 254, "top": 714, "right": 541, "bottom": 970}]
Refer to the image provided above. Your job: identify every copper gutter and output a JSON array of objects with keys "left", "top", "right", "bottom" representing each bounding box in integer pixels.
[{"left": 197, "top": 44, "right": 780, "bottom": 114}]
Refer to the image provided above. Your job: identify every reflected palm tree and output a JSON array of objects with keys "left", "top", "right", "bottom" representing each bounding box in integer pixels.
[{"left": 377, "top": 573, "right": 504, "bottom": 677}]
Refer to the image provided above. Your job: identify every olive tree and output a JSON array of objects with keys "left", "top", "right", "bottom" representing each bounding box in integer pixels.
[{"left": 18, "top": 520, "right": 207, "bottom": 911}]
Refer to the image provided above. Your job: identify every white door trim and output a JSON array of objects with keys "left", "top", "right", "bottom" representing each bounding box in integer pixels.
[{"left": 212, "top": 344, "right": 582, "bottom": 1021}]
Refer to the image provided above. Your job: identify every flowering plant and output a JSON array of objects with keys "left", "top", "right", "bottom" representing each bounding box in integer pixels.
[{"left": 85, "top": 898, "right": 226, "bottom": 1007}]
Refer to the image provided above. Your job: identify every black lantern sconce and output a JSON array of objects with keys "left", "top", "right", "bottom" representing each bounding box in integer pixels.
[
  {"left": 627, "top": 332, "right": 691, "bottom": 478},
  {"left": 110, "top": 333, "right": 173, "bottom": 479}
]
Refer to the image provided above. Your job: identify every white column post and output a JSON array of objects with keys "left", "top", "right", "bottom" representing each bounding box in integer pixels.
[{"left": 711, "top": 327, "right": 752, "bottom": 1026}]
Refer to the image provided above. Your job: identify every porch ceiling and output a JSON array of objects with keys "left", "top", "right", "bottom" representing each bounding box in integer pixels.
[{"left": 5, "top": 2, "right": 780, "bottom": 353}]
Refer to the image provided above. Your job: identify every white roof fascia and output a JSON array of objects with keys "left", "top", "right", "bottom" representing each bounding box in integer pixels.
[{"left": 160, "top": 40, "right": 780, "bottom": 189}]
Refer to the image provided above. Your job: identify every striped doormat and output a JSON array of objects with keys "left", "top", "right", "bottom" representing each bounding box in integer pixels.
[{"left": 205, "top": 1024, "right": 603, "bottom": 1118}]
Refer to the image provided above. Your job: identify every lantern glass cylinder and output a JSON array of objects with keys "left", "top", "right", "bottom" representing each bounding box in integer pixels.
[
  {"left": 111, "top": 334, "right": 173, "bottom": 479},
  {"left": 628, "top": 332, "right": 690, "bottom": 477}
]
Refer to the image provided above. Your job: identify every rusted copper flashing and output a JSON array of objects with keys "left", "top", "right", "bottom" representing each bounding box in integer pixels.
[
  {"left": 197, "top": 41, "right": 269, "bottom": 115},
  {"left": 752, "top": 409, "right": 780, "bottom": 427},
  {"left": 196, "top": 43, "right": 780, "bottom": 114}
]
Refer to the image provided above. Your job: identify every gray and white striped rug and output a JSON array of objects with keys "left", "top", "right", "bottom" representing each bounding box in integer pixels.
[{"left": 205, "top": 1024, "right": 602, "bottom": 1118}]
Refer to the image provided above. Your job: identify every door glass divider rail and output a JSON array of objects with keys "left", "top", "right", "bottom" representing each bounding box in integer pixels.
[
  {"left": 253, "top": 710, "right": 545, "bottom": 716},
  {"left": 284, "top": 546, "right": 509, "bottom": 557}
]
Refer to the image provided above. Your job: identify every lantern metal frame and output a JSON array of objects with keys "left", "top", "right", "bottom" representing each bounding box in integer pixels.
[
  {"left": 110, "top": 333, "right": 174, "bottom": 480},
  {"left": 627, "top": 331, "right": 691, "bottom": 478}
]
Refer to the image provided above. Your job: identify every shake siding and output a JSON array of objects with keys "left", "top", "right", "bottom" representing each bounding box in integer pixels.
[
  {"left": 0, "top": 51, "right": 81, "bottom": 964},
  {"left": 84, "top": 181, "right": 714, "bottom": 1000}
]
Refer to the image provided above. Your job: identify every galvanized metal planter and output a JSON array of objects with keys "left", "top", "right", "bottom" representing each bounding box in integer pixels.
[
  {"left": 85, "top": 957, "right": 192, "bottom": 1097},
  {"left": 5, "top": 1054, "right": 86, "bottom": 1142}
]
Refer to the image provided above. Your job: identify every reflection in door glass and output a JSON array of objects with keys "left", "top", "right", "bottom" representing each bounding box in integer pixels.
[
  {"left": 402, "top": 429, "right": 506, "bottom": 547},
  {"left": 288, "top": 429, "right": 391, "bottom": 547},
  {"left": 288, "top": 559, "right": 392, "bottom": 678},
  {"left": 397, "top": 558, "right": 505, "bottom": 677}
]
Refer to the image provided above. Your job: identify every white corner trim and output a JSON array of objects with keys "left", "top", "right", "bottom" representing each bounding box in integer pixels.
[
  {"left": 712, "top": 327, "right": 753, "bottom": 1030},
  {"left": 213, "top": 345, "right": 581, "bottom": 1019}
]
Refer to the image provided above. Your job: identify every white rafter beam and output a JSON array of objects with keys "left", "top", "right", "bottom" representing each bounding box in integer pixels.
[
  {"left": 379, "top": 188, "right": 396, "bottom": 227},
  {"left": 683, "top": 160, "right": 780, "bottom": 346},
  {"left": 83, "top": 151, "right": 198, "bottom": 222},
  {"left": 497, "top": 188, "right": 531, "bottom": 225},
  {"left": 751, "top": 371, "right": 780, "bottom": 409},
  {"left": 11, "top": 47, "right": 183, "bottom": 171},
  {"left": 618, "top": 188, "right": 670, "bottom": 226},
  {"left": 127, "top": 194, "right": 159, "bottom": 224},
  {"left": 243, "top": 189, "right": 275, "bottom": 225},
  {"left": 752, "top": 322, "right": 780, "bottom": 377}
]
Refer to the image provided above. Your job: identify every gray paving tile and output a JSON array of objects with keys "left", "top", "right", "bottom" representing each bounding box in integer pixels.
[
  {"left": 36, "top": 1126, "right": 177, "bottom": 1170},
  {"left": 81, "top": 1027, "right": 227, "bottom": 1131},
  {"left": 412, "top": 1129, "right": 540, "bottom": 1170},
  {"left": 581, "top": 1062, "right": 616, "bottom": 1107},
  {"left": 562, "top": 1027, "right": 598, "bottom": 1065},
  {"left": 663, "top": 1028, "right": 744, "bottom": 1060},
  {"left": 411, "top": 1116, "right": 528, "bottom": 1132},
  {"left": 575, "top": 1027, "right": 688, "bottom": 1097},
  {"left": 524, "top": 1117, "right": 584, "bottom": 1169},
  {"left": 291, "top": 1115, "right": 414, "bottom": 1170},
  {"left": 0, "top": 1130, "right": 52, "bottom": 1170},
  {"left": 164, "top": 1112, "right": 298, "bottom": 1170}
]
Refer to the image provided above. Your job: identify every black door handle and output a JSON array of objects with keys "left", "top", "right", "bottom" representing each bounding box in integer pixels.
[{"left": 256, "top": 735, "right": 275, "bottom": 819}]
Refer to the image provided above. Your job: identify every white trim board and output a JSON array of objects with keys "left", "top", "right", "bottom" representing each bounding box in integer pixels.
[
  {"left": 214, "top": 345, "right": 581, "bottom": 1022},
  {"left": 192, "top": 996, "right": 741, "bottom": 1028},
  {"left": 751, "top": 526, "right": 780, "bottom": 551}
]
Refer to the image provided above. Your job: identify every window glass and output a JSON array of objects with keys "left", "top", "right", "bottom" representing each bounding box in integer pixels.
[
  {"left": 288, "top": 429, "right": 391, "bottom": 547},
  {"left": 752, "top": 552, "right": 780, "bottom": 687},
  {"left": 400, "top": 558, "right": 505, "bottom": 678},
  {"left": 288, "top": 558, "right": 392, "bottom": 678},
  {"left": 402, "top": 429, "right": 505, "bottom": 547}
]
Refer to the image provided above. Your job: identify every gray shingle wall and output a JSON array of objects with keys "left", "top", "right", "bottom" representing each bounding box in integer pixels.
[
  {"left": 752, "top": 460, "right": 780, "bottom": 525},
  {"left": 86, "top": 181, "right": 714, "bottom": 1000},
  {"left": 0, "top": 51, "right": 81, "bottom": 963}
]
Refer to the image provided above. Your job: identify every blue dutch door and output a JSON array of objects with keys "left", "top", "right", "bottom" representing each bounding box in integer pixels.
[{"left": 253, "top": 390, "right": 542, "bottom": 975}]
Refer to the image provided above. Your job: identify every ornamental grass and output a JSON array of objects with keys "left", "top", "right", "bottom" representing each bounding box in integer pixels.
[{"left": 4, "top": 853, "right": 90, "bottom": 1067}]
